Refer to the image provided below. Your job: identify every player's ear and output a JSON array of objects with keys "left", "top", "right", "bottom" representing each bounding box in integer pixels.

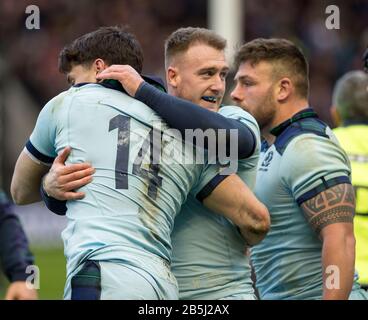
[
  {"left": 330, "top": 105, "right": 341, "bottom": 127},
  {"left": 94, "top": 59, "right": 107, "bottom": 74},
  {"left": 276, "top": 77, "right": 292, "bottom": 102},
  {"left": 167, "top": 66, "right": 180, "bottom": 89}
]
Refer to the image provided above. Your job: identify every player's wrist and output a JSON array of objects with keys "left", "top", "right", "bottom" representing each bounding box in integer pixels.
[
  {"left": 134, "top": 80, "right": 147, "bottom": 98},
  {"left": 40, "top": 176, "right": 67, "bottom": 215},
  {"left": 41, "top": 174, "right": 52, "bottom": 197}
]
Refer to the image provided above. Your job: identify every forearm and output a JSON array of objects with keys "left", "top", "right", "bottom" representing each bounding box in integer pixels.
[
  {"left": 322, "top": 234, "right": 355, "bottom": 300},
  {"left": 135, "top": 82, "right": 256, "bottom": 159},
  {"left": 203, "top": 174, "right": 270, "bottom": 246},
  {"left": 301, "top": 183, "right": 356, "bottom": 299},
  {"left": 231, "top": 182, "right": 270, "bottom": 246},
  {"left": 11, "top": 151, "right": 48, "bottom": 205},
  {"left": 237, "top": 202, "right": 270, "bottom": 246},
  {"left": 11, "top": 176, "right": 42, "bottom": 205}
]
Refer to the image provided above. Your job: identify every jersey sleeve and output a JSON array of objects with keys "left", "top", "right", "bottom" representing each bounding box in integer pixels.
[
  {"left": 189, "top": 163, "right": 229, "bottom": 202},
  {"left": 135, "top": 83, "right": 257, "bottom": 159},
  {"left": 280, "top": 134, "right": 352, "bottom": 206},
  {"left": 218, "top": 105, "right": 261, "bottom": 149},
  {"left": 25, "top": 96, "right": 61, "bottom": 165},
  {"left": 191, "top": 107, "right": 261, "bottom": 201},
  {"left": 219, "top": 105, "right": 261, "bottom": 173}
]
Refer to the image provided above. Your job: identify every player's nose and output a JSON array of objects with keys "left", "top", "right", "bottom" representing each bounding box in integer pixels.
[
  {"left": 230, "top": 85, "right": 242, "bottom": 102},
  {"left": 210, "top": 78, "right": 225, "bottom": 96}
]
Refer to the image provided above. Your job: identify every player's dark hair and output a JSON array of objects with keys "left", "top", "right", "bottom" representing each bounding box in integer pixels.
[
  {"left": 165, "top": 27, "right": 226, "bottom": 67},
  {"left": 235, "top": 38, "right": 309, "bottom": 99},
  {"left": 59, "top": 26, "right": 143, "bottom": 73}
]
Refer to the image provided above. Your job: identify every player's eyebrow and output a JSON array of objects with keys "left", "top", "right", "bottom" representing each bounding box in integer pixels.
[
  {"left": 235, "top": 75, "right": 256, "bottom": 83},
  {"left": 197, "top": 66, "right": 229, "bottom": 75},
  {"left": 197, "top": 67, "right": 216, "bottom": 74},
  {"left": 221, "top": 66, "right": 230, "bottom": 74}
]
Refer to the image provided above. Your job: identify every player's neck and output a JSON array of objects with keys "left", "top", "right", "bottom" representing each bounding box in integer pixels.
[
  {"left": 74, "top": 72, "right": 98, "bottom": 85},
  {"left": 262, "top": 97, "right": 309, "bottom": 145}
]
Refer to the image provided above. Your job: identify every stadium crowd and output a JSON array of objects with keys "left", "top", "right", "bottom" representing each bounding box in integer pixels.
[{"left": 0, "top": 0, "right": 367, "bottom": 124}]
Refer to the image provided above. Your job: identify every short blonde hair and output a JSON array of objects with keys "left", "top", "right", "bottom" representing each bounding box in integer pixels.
[{"left": 164, "top": 27, "right": 226, "bottom": 67}]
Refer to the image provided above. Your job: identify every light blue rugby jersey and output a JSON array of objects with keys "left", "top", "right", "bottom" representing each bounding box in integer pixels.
[
  {"left": 26, "top": 83, "right": 216, "bottom": 279},
  {"left": 251, "top": 108, "right": 362, "bottom": 300},
  {"left": 171, "top": 106, "right": 261, "bottom": 300}
]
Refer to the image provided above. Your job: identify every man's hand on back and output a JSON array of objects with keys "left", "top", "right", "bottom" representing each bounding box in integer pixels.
[{"left": 43, "top": 147, "right": 95, "bottom": 201}]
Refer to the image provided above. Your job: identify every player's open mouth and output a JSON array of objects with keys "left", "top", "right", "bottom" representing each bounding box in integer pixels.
[{"left": 201, "top": 96, "right": 217, "bottom": 103}]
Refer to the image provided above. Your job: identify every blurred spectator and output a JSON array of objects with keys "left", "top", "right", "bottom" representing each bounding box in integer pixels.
[
  {"left": 331, "top": 70, "right": 368, "bottom": 290},
  {"left": 0, "top": 190, "right": 37, "bottom": 299},
  {"left": 1, "top": 0, "right": 367, "bottom": 116}
]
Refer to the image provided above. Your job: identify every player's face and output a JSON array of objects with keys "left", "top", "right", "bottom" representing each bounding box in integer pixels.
[
  {"left": 168, "top": 44, "right": 229, "bottom": 112},
  {"left": 231, "top": 61, "right": 277, "bottom": 131}
]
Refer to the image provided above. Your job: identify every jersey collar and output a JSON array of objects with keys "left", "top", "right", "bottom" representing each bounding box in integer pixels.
[
  {"left": 72, "top": 82, "right": 91, "bottom": 87},
  {"left": 72, "top": 80, "right": 128, "bottom": 93},
  {"left": 270, "top": 107, "right": 318, "bottom": 137}
]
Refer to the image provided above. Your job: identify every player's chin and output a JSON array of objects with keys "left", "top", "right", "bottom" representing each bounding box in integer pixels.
[
  {"left": 208, "top": 103, "right": 221, "bottom": 112},
  {"left": 199, "top": 98, "right": 221, "bottom": 112},
  {"left": 199, "top": 102, "right": 218, "bottom": 112}
]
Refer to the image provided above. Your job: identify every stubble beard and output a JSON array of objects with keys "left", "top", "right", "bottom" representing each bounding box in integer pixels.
[{"left": 256, "top": 88, "right": 277, "bottom": 132}]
